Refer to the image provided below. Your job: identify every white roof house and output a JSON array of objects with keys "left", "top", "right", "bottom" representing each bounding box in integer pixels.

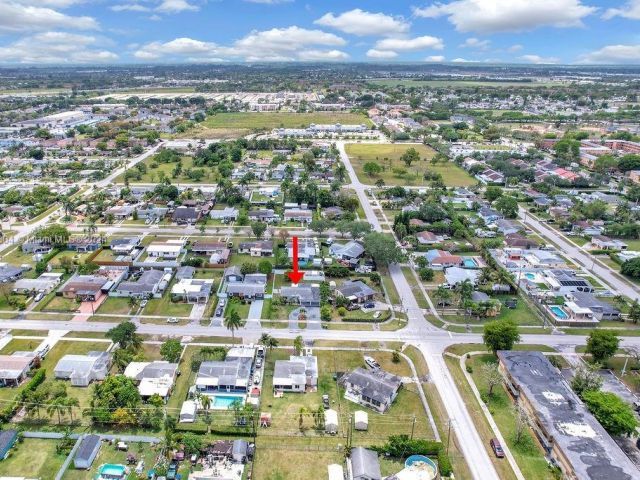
[
  {"left": 146, "top": 239, "right": 186, "bottom": 258},
  {"left": 12, "top": 272, "right": 63, "bottom": 294},
  {"left": 54, "top": 351, "right": 111, "bottom": 387},
  {"left": 171, "top": 278, "right": 214, "bottom": 303},
  {"left": 124, "top": 361, "right": 178, "bottom": 399},
  {"left": 273, "top": 355, "right": 318, "bottom": 392},
  {"left": 444, "top": 267, "right": 480, "bottom": 286}
]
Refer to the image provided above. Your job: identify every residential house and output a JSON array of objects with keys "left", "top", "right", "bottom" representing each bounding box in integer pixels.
[
  {"left": 146, "top": 239, "right": 186, "bottom": 259},
  {"left": 248, "top": 209, "right": 279, "bottom": 223},
  {"left": 67, "top": 237, "right": 101, "bottom": 252},
  {"left": 59, "top": 274, "right": 111, "bottom": 301},
  {"left": 591, "top": 235, "right": 628, "bottom": 251},
  {"left": 0, "top": 265, "right": 23, "bottom": 283},
  {"left": 341, "top": 367, "right": 402, "bottom": 413},
  {"left": 13, "top": 272, "right": 63, "bottom": 294},
  {"left": 283, "top": 208, "right": 313, "bottom": 223},
  {"left": 542, "top": 269, "right": 594, "bottom": 294},
  {"left": 0, "top": 354, "right": 32, "bottom": 387},
  {"left": 21, "top": 239, "right": 52, "bottom": 254},
  {"left": 273, "top": 355, "right": 318, "bottom": 392},
  {"left": 504, "top": 234, "right": 539, "bottom": 250},
  {"left": 444, "top": 267, "right": 480, "bottom": 286},
  {"left": 195, "top": 358, "right": 253, "bottom": 394},
  {"left": 238, "top": 241, "right": 274, "bottom": 257},
  {"left": 572, "top": 221, "right": 604, "bottom": 236},
  {"left": 210, "top": 207, "right": 239, "bottom": 222},
  {"left": 478, "top": 206, "right": 503, "bottom": 224},
  {"left": 124, "top": 361, "right": 179, "bottom": 400},
  {"left": 172, "top": 206, "right": 200, "bottom": 225},
  {"left": 110, "top": 237, "right": 140, "bottom": 254},
  {"left": 224, "top": 266, "right": 243, "bottom": 283},
  {"left": 288, "top": 238, "right": 318, "bottom": 264},
  {"left": 280, "top": 284, "right": 321, "bottom": 307},
  {"left": 425, "top": 249, "right": 462, "bottom": 270},
  {"left": 416, "top": 231, "right": 444, "bottom": 245},
  {"left": 348, "top": 447, "right": 382, "bottom": 480},
  {"left": 112, "top": 269, "right": 168, "bottom": 299},
  {"left": 0, "top": 429, "right": 18, "bottom": 461},
  {"left": 523, "top": 250, "right": 566, "bottom": 269},
  {"left": 322, "top": 206, "right": 344, "bottom": 220},
  {"left": 336, "top": 281, "right": 376, "bottom": 304},
  {"left": 226, "top": 271, "right": 267, "bottom": 300},
  {"left": 330, "top": 241, "right": 365, "bottom": 263},
  {"left": 495, "top": 219, "right": 520, "bottom": 236},
  {"left": 566, "top": 292, "right": 621, "bottom": 320},
  {"left": 54, "top": 351, "right": 111, "bottom": 387},
  {"left": 171, "top": 278, "right": 214, "bottom": 303}
]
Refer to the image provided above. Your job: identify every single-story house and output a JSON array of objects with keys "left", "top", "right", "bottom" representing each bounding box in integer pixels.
[
  {"left": 543, "top": 269, "right": 594, "bottom": 294},
  {"left": 283, "top": 209, "right": 313, "bottom": 223},
  {"left": 495, "top": 219, "right": 520, "bottom": 236},
  {"left": 13, "top": 272, "right": 63, "bottom": 294},
  {"left": 591, "top": 235, "right": 628, "bottom": 251},
  {"left": 238, "top": 241, "right": 274, "bottom": 257},
  {"left": 172, "top": 206, "right": 200, "bottom": 225},
  {"left": 226, "top": 272, "right": 267, "bottom": 300},
  {"left": 416, "top": 231, "right": 444, "bottom": 245},
  {"left": 322, "top": 206, "right": 344, "bottom": 220},
  {"left": 73, "top": 434, "right": 101, "bottom": 469},
  {"left": 248, "top": 209, "right": 279, "bottom": 223},
  {"left": 124, "top": 361, "right": 179, "bottom": 400},
  {"left": 478, "top": 206, "right": 503, "bottom": 224},
  {"left": 273, "top": 355, "right": 318, "bottom": 392},
  {"left": 67, "top": 237, "right": 101, "bottom": 252},
  {"left": 280, "top": 285, "right": 321, "bottom": 307},
  {"left": 210, "top": 207, "right": 239, "bottom": 222},
  {"left": 171, "top": 278, "right": 214, "bottom": 303},
  {"left": 348, "top": 447, "right": 382, "bottom": 480},
  {"left": 112, "top": 269, "right": 167, "bottom": 299},
  {"left": 504, "top": 234, "right": 538, "bottom": 249},
  {"left": 0, "top": 265, "right": 23, "bottom": 283},
  {"left": 196, "top": 358, "right": 253, "bottom": 394},
  {"left": 444, "top": 267, "right": 480, "bottom": 287},
  {"left": 54, "top": 351, "right": 111, "bottom": 387},
  {"left": 146, "top": 239, "right": 186, "bottom": 259},
  {"left": 288, "top": 238, "right": 317, "bottom": 262},
  {"left": 425, "top": 249, "right": 462, "bottom": 270},
  {"left": 21, "top": 239, "right": 52, "bottom": 254},
  {"left": 110, "top": 237, "right": 140, "bottom": 254},
  {"left": 341, "top": 367, "right": 402, "bottom": 413},
  {"left": 336, "top": 281, "right": 376, "bottom": 304},
  {"left": 0, "top": 354, "right": 32, "bottom": 387},
  {"left": 0, "top": 429, "right": 18, "bottom": 461},
  {"left": 566, "top": 292, "right": 621, "bottom": 320},
  {"left": 330, "top": 241, "right": 365, "bottom": 261},
  {"left": 59, "top": 274, "right": 110, "bottom": 301}
]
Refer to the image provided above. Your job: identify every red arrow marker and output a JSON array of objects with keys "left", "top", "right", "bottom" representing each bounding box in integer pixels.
[{"left": 287, "top": 236, "right": 305, "bottom": 284}]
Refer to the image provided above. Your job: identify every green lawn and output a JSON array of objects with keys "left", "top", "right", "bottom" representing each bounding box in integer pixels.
[
  {"left": 97, "top": 296, "right": 133, "bottom": 315},
  {"left": 116, "top": 154, "right": 218, "bottom": 184},
  {"left": 443, "top": 296, "right": 545, "bottom": 326},
  {"left": 141, "top": 293, "right": 193, "bottom": 318},
  {"left": 345, "top": 143, "right": 475, "bottom": 187},
  {"left": 39, "top": 295, "right": 81, "bottom": 312},
  {"left": 201, "top": 112, "right": 371, "bottom": 130},
  {"left": 0, "top": 438, "right": 66, "bottom": 479},
  {"left": 0, "top": 338, "right": 40, "bottom": 354}
]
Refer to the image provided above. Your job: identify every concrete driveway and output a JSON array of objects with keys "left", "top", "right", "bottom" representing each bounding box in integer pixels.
[{"left": 246, "top": 300, "right": 263, "bottom": 329}]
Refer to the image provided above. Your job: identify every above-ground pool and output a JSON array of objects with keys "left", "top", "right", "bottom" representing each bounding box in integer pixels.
[
  {"left": 96, "top": 464, "right": 127, "bottom": 479},
  {"left": 403, "top": 455, "right": 438, "bottom": 480},
  {"left": 212, "top": 393, "right": 246, "bottom": 409},
  {"left": 550, "top": 306, "right": 569, "bottom": 319},
  {"left": 463, "top": 258, "right": 478, "bottom": 268}
]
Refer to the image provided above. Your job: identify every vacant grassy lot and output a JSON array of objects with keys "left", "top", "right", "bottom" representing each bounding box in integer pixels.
[
  {"left": 116, "top": 154, "right": 219, "bottom": 184},
  {"left": 0, "top": 438, "right": 66, "bottom": 478},
  {"left": 96, "top": 296, "right": 132, "bottom": 316},
  {"left": 345, "top": 143, "right": 475, "bottom": 187},
  {"left": 252, "top": 447, "right": 343, "bottom": 480},
  {"left": 0, "top": 337, "right": 40, "bottom": 354},
  {"left": 202, "top": 112, "right": 371, "bottom": 130}
]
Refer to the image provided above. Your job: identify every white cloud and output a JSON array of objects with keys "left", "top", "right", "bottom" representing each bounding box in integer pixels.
[
  {"left": 298, "top": 49, "right": 349, "bottom": 61},
  {"left": 134, "top": 26, "right": 348, "bottom": 62},
  {"left": 156, "top": 0, "right": 198, "bottom": 13},
  {"left": 579, "top": 44, "right": 640, "bottom": 63},
  {"left": 519, "top": 54, "right": 559, "bottom": 64},
  {"left": 460, "top": 37, "right": 490, "bottom": 49},
  {"left": 366, "top": 49, "right": 398, "bottom": 59},
  {"left": 603, "top": 0, "right": 640, "bottom": 20},
  {"left": 373, "top": 35, "right": 443, "bottom": 52},
  {"left": 414, "top": 0, "right": 596, "bottom": 33},
  {"left": 425, "top": 55, "right": 445, "bottom": 62},
  {"left": 508, "top": 44, "right": 523, "bottom": 52},
  {"left": 111, "top": 4, "right": 151, "bottom": 12},
  {"left": 315, "top": 8, "right": 409, "bottom": 36},
  {"left": 452, "top": 57, "right": 475, "bottom": 62},
  {"left": 0, "top": 31, "right": 117, "bottom": 64},
  {"left": 0, "top": 2, "right": 98, "bottom": 33}
]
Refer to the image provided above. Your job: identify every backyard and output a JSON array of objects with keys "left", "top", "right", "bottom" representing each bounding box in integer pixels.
[
  {"left": 345, "top": 143, "right": 475, "bottom": 187},
  {"left": 0, "top": 438, "right": 66, "bottom": 479}
]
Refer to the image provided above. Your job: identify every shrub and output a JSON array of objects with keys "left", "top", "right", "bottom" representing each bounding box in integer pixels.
[{"left": 337, "top": 307, "right": 347, "bottom": 317}]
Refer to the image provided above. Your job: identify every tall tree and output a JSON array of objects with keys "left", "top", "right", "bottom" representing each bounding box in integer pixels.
[
  {"left": 483, "top": 319, "right": 520, "bottom": 354},
  {"left": 585, "top": 330, "right": 619, "bottom": 364},
  {"left": 224, "top": 309, "right": 242, "bottom": 339}
]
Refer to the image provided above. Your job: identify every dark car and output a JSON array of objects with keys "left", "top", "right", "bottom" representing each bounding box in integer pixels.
[
  {"left": 363, "top": 302, "right": 375, "bottom": 309},
  {"left": 490, "top": 438, "right": 505, "bottom": 458}
]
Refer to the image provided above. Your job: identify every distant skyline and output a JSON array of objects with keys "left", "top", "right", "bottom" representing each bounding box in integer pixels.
[{"left": 1, "top": 1, "right": 640, "bottom": 65}]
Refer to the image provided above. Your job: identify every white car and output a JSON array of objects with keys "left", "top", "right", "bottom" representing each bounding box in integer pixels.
[
  {"left": 253, "top": 372, "right": 261, "bottom": 384},
  {"left": 167, "top": 317, "right": 179, "bottom": 323},
  {"left": 140, "top": 300, "right": 148, "bottom": 308},
  {"left": 364, "top": 356, "right": 380, "bottom": 370}
]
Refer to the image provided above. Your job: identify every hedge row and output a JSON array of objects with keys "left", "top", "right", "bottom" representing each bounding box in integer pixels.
[{"left": 0, "top": 369, "right": 46, "bottom": 424}]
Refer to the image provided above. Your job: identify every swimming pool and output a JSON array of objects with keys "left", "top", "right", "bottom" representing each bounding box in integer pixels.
[
  {"left": 550, "top": 306, "right": 568, "bottom": 319},
  {"left": 462, "top": 258, "right": 478, "bottom": 268},
  {"left": 405, "top": 455, "right": 438, "bottom": 479},
  {"left": 525, "top": 272, "right": 536, "bottom": 281},
  {"left": 212, "top": 394, "right": 246, "bottom": 409},
  {"left": 97, "top": 464, "right": 127, "bottom": 479}
]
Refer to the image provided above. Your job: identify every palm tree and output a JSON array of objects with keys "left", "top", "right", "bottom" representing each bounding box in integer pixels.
[
  {"left": 223, "top": 309, "right": 242, "bottom": 339},
  {"left": 65, "top": 396, "right": 80, "bottom": 422},
  {"left": 458, "top": 280, "right": 474, "bottom": 307},
  {"left": 198, "top": 393, "right": 213, "bottom": 433},
  {"left": 47, "top": 396, "right": 67, "bottom": 424},
  {"left": 298, "top": 406, "right": 308, "bottom": 431},
  {"left": 433, "top": 286, "right": 452, "bottom": 309},
  {"left": 259, "top": 333, "right": 272, "bottom": 347},
  {"left": 293, "top": 335, "right": 304, "bottom": 356}
]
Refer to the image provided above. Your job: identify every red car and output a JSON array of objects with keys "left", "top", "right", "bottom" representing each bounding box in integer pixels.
[{"left": 490, "top": 438, "right": 505, "bottom": 458}]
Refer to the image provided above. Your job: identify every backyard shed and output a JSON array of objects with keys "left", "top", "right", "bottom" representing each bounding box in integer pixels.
[
  {"left": 325, "top": 409, "right": 339, "bottom": 434},
  {"left": 73, "top": 434, "right": 101, "bottom": 469},
  {"left": 179, "top": 400, "right": 196, "bottom": 423},
  {"left": 354, "top": 410, "right": 368, "bottom": 431},
  {"left": 349, "top": 447, "right": 382, "bottom": 480},
  {"left": 328, "top": 464, "right": 345, "bottom": 480},
  {"left": 0, "top": 429, "right": 18, "bottom": 460},
  {"left": 232, "top": 439, "right": 249, "bottom": 463}
]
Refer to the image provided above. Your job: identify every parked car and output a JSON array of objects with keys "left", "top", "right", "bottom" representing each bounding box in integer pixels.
[
  {"left": 256, "top": 357, "right": 263, "bottom": 368},
  {"left": 218, "top": 298, "right": 227, "bottom": 308},
  {"left": 257, "top": 346, "right": 265, "bottom": 358},
  {"left": 364, "top": 356, "right": 380, "bottom": 370},
  {"left": 253, "top": 372, "right": 261, "bottom": 384},
  {"left": 34, "top": 292, "right": 44, "bottom": 302},
  {"left": 363, "top": 302, "right": 375, "bottom": 309},
  {"left": 117, "top": 441, "right": 128, "bottom": 451},
  {"left": 167, "top": 317, "right": 179, "bottom": 323},
  {"left": 490, "top": 438, "right": 504, "bottom": 458},
  {"left": 322, "top": 394, "right": 330, "bottom": 409},
  {"left": 140, "top": 299, "right": 148, "bottom": 308}
]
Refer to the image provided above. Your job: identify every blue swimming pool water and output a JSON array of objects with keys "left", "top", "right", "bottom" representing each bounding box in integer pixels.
[
  {"left": 98, "top": 464, "right": 126, "bottom": 478},
  {"left": 213, "top": 394, "right": 245, "bottom": 409},
  {"left": 550, "top": 306, "right": 568, "bottom": 319},
  {"left": 405, "top": 454, "right": 438, "bottom": 470},
  {"left": 463, "top": 258, "right": 477, "bottom": 268},
  {"left": 525, "top": 272, "right": 536, "bottom": 280}
]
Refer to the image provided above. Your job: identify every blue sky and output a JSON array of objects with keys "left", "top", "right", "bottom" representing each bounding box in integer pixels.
[{"left": 1, "top": 1, "right": 640, "bottom": 65}]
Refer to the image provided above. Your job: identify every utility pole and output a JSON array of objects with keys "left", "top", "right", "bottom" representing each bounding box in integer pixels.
[
  {"left": 410, "top": 415, "right": 416, "bottom": 440},
  {"left": 446, "top": 419, "right": 453, "bottom": 455}
]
